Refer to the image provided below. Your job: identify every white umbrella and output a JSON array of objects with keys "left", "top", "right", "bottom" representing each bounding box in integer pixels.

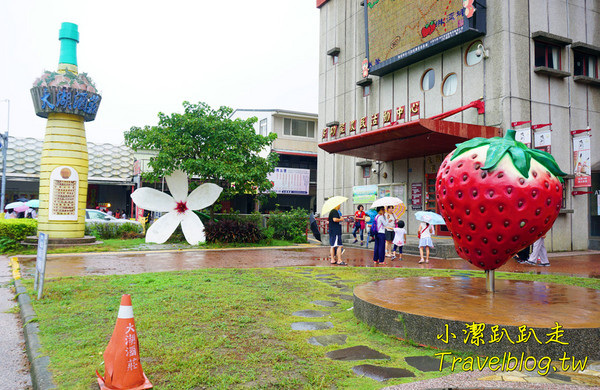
[
  {"left": 321, "top": 196, "right": 348, "bottom": 216},
  {"left": 5, "top": 201, "right": 25, "bottom": 210},
  {"left": 370, "top": 196, "right": 403, "bottom": 209}
]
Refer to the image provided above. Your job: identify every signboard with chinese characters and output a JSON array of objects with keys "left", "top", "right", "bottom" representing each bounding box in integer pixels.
[
  {"left": 48, "top": 166, "right": 79, "bottom": 220},
  {"left": 411, "top": 183, "right": 423, "bottom": 210},
  {"left": 515, "top": 127, "right": 532, "bottom": 148},
  {"left": 365, "top": 0, "right": 486, "bottom": 76},
  {"left": 353, "top": 185, "right": 378, "bottom": 204},
  {"left": 573, "top": 134, "right": 591, "bottom": 187},
  {"left": 34, "top": 232, "right": 48, "bottom": 300},
  {"left": 267, "top": 168, "right": 310, "bottom": 195}
]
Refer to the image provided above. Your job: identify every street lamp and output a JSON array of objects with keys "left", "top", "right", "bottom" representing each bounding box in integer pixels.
[{"left": 1, "top": 99, "right": 9, "bottom": 212}]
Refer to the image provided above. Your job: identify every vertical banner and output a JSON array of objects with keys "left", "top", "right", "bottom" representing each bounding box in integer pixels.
[
  {"left": 573, "top": 134, "right": 591, "bottom": 187},
  {"left": 534, "top": 130, "right": 551, "bottom": 153},
  {"left": 411, "top": 183, "right": 423, "bottom": 210},
  {"left": 514, "top": 127, "right": 532, "bottom": 147}
]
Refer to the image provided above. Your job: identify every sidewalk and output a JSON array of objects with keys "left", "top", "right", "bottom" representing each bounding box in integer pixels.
[{"left": 0, "top": 257, "right": 32, "bottom": 390}]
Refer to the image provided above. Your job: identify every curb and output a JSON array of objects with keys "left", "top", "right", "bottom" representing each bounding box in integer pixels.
[{"left": 12, "top": 263, "right": 56, "bottom": 389}]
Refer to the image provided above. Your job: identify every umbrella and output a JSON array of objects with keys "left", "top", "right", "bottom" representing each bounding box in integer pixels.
[
  {"left": 365, "top": 208, "right": 378, "bottom": 223},
  {"left": 415, "top": 211, "right": 446, "bottom": 225},
  {"left": 26, "top": 199, "right": 40, "bottom": 208},
  {"left": 309, "top": 214, "right": 322, "bottom": 242},
  {"left": 391, "top": 202, "right": 407, "bottom": 220},
  {"left": 5, "top": 201, "right": 25, "bottom": 210},
  {"left": 14, "top": 204, "right": 30, "bottom": 213},
  {"left": 370, "top": 196, "right": 403, "bottom": 209},
  {"left": 321, "top": 196, "right": 348, "bottom": 216}
]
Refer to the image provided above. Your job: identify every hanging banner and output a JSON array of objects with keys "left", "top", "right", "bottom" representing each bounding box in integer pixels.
[
  {"left": 514, "top": 127, "right": 531, "bottom": 147},
  {"left": 353, "top": 185, "right": 378, "bottom": 204},
  {"left": 573, "top": 134, "right": 591, "bottom": 187},
  {"left": 534, "top": 129, "right": 551, "bottom": 153}
]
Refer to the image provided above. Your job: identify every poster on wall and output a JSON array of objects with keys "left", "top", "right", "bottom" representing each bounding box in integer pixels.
[
  {"left": 353, "top": 185, "right": 378, "bottom": 204},
  {"left": 411, "top": 183, "right": 423, "bottom": 210},
  {"left": 515, "top": 127, "right": 532, "bottom": 148},
  {"left": 48, "top": 166, "right": 79, "bottom": 221},
  {"left": 267, "top": 168, "right": 310, "bottom": 195},
  {"left": 534, "top": 130, "right": 551, "bottom": 153},
  {"left": 573, "top": 134, "right": 591, "bottom": 187}
]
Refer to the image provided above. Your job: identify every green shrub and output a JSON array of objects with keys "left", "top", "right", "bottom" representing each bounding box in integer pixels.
[
  {"left": 267, "top": 208, "right": 308, "bottom": 243},
  {"left": 85, "top": 222, "right": 143, "bottom": 239},
  {"left": 204, "top": 219, "right": 264, "bottom": 244},
  {"left": 215, "top": 211, "right": 263, "bottom": 227},
  {"left": 0, "top": 218, "right": 38, "bottom": 240}
]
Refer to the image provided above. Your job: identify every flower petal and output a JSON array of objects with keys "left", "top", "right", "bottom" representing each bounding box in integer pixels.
[
  {"left": 180, "top": 211, "right": 205, "bottom": 245},
  {"left": 166, "top": 170, "right": 189, "bottom": 202},
  {"left": 131, "top": 188, "right": 176, "bottom": 212},
  {"left": 187, "top": 183, "right": 223, "bottom": 210},
  {"left": 145, "top": 211, "right": 183, "bottom": 244}
]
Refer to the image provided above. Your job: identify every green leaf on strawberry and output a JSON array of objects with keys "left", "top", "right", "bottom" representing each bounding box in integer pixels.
[{"left": 451, "top": 130, "right": 567, "bottom": 182}]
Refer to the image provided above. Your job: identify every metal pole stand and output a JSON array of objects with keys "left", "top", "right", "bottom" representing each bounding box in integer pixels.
[{"left": 485, "top": 269, "right": 495, "bottom": 292}]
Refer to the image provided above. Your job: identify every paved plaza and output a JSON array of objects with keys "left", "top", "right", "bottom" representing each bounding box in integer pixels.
[{"left": 2, "top": 245, "right": 600, "bottom": 389}]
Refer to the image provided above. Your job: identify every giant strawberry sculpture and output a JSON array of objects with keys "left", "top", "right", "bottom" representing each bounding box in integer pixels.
[{"left": 436, "top": 130, "right": 566, "bottom": 270}]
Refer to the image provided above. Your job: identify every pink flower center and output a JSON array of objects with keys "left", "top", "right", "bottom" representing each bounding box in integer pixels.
[{"left": 175, "top": 201, "right": 188, "bottom": 214}]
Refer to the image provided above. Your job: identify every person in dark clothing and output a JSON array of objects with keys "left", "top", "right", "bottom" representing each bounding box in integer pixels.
[{"left": 328, "top": 205, "right": 346, "bottom": 265}]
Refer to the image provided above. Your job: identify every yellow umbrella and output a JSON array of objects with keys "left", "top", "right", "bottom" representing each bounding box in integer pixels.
[{"left": 321, "top": 196, "right": 348, "bottom": 216}]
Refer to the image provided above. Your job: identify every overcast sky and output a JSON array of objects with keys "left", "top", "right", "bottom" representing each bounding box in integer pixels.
[{"left": 0, "top": 1, "right": 320, "bottom": 144}]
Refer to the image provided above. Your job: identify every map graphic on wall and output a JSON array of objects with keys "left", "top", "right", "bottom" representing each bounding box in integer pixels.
[{"left": 365, "top": 0, "right": 486, "bottom": 76}]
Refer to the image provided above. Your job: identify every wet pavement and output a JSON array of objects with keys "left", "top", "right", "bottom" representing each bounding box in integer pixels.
[{"left": 14, "top": 245, "right": 600, "bottom": 279}]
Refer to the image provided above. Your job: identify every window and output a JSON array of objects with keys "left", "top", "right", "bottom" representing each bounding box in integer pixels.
[
  {"left": 421, "top": 69, "right": 435, "bottom": 91},
  {"left": 332, "top": 55, "right": 339, "bottom": 65},
  {"left": 363, "top": 85, "right": 371, "bottom": 97},
  {"left": 574, "top": 51, "right": 598, "bottom": 78},
  {"left": 465, "top": 41, "right": 483, "bottom": 66},
  {"left": 283, "top": 118, "right": 315, "bottom": 138},
  {"left": 362, "top": 166, "right": 371, "bottom": 178},
  {"left": 259, "top": 118, "right": 267, "bottom": 136},
  {"left": 535, "top": 41, "right": 561, "bottom": 69},
  {"left": 442, "top": 73, "right": 458, "bottom": 96}
]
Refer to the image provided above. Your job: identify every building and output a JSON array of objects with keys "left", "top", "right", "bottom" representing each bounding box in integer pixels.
[
  {"left": 316, "top": 0, "right": 599, "bottom": 250},
  {"left": 1, "top": 136, "right": 135, "bottom": 215},
  {"left": 231, "top": 109, "right": 318, "bottom": 213}
]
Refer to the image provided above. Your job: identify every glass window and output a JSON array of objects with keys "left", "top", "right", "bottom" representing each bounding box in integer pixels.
[
  {"left": 283, "top": 118, "right": 315, "bottom": 138},
  {"left": 363, "top": 166, "right": 371, "bottom": 178},
  {"left": 422, "top": 69, "right": 435, "bottom": 91},
  {"left": 465, "top": 41, "right": 483, "bottom": 66},
  {"left": 363, "top": 85, "right": 370, "bottom": 97},
  {"left": 332, "top": 55, "right": 339, "bottom": 65},
  {"left": 259, "top": 118, "right": 267, "bottom": 136},
  {"left": 535, "top": 42, "right": 561, "bottom": 69},
  {"left": 88, "top": 210, "right": 106, "bottom": 220},
  {"left": 574, "top": 51, "right": 598, "bottom": 78},
  {"left": 442, "top": 73, "right": 458, "bottom": 96}
]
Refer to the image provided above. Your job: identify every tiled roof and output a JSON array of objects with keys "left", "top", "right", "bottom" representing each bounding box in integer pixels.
[{"left": 1, "top": 136, "right": 133, "bottom": 184}]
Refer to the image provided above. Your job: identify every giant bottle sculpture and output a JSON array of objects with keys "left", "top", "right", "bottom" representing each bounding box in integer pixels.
[{"left": 31, "top": 22, "right": 101, "bottom": 239}]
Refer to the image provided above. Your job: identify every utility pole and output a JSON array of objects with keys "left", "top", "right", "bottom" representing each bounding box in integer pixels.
[{"left": 1, "top": 99, "right": 9, "bottom": 212}]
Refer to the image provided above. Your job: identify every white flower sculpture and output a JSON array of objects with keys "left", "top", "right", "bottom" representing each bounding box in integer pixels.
[{"left": 131, "top": 170, "right": 222, "bottom": 245}]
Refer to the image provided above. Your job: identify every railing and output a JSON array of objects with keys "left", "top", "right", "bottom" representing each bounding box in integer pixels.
[{"left": 306, "top": 215, "right": 357, "bottom": 239}]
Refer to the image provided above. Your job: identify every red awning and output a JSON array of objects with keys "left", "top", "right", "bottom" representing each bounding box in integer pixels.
[{"left": 318, "top": 118, "right": 501, "bottom": 161}]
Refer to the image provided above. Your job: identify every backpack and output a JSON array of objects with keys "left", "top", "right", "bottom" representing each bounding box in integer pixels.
[{"left": 369, "top": 215, "right": 379, "bottom": 237}]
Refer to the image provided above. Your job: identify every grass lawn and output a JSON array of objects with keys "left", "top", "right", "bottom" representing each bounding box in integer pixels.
[{"left": 21, "top": 267, "right": 600, "bottom": 389}]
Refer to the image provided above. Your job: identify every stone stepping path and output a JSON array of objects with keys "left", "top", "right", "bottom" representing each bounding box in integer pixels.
[
  {"left": 311, "top": 300, "right": 340, "bottom": 307},
  {"left": 405, "top": 356, "right": 450, "bottom": 372},
  {"left": 291, "top": 321, "right": 333, "bottom": 331},
  {"left": 328, "top": 293, "right": 353, "bottom": 301},
  {"left": 326, "top": 345, "right": 390, "bottom": 361},
  {"left": 292, "top": 310, "right": 330, "bottom": 318},
  {"left": 352, "top": 364, "right": 415, "bottom": 381},
  {"left": 307, "top": 334, "right": 347, "bottom": 346}
]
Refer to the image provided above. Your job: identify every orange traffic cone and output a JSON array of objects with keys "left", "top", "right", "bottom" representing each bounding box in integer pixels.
[{"left": 97, "top": 294, "right": 152, "bottom": 390}]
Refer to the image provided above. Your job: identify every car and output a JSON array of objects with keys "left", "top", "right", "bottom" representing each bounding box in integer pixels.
[{"left": 85, "top": 209, "right": 143, "bottom": 232}]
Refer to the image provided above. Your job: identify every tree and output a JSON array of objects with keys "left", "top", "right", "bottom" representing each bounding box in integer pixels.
[{"left": 124, "top": 101, "right": 279, "bottom": 203}]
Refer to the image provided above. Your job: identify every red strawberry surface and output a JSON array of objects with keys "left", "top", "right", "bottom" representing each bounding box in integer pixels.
[{"left": 436, "top": 130, "right": 566, "bottom": 270}]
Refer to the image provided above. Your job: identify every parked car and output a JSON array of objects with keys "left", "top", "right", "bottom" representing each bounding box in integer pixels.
[{"left": 85, "top": 209, "right": 143, "bottom": 232}]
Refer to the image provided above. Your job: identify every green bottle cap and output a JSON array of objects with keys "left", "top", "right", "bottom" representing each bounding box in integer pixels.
[{"left": 58, "top": 22, "right": 79, "bottom": 66}]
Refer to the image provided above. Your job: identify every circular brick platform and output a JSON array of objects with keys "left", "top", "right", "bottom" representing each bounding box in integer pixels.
[{"left": 353, "top": 277, "right": 600, "bottom": 360}]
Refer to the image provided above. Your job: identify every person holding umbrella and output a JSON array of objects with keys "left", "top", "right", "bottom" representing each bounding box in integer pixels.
[
  {"left": 415, "top": 211, "right": 444, "bottom": 263},
  {"left": 372, "top": 206, "right": 387, "bottom": 265},
  {"left": 321, "top": 196, "right": 348, "bottom": 265}
]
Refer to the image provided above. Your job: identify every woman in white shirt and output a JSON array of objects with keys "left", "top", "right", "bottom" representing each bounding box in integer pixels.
[{"left": 418, "top": 222, "right": 435, "bottom": 263}]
